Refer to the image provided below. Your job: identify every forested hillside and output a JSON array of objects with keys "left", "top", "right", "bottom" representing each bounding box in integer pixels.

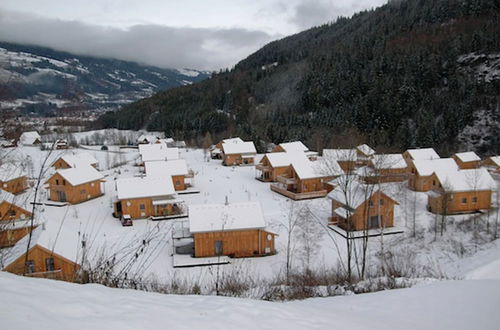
[{"left": 98, "top": 0, "right": 500, "bottom": 155}]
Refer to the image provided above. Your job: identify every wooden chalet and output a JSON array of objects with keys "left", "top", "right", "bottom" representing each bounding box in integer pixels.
[
  {"left": 427, "top": 168, "right": 496, "bottom": 215},
  {"left": 2, "top": 225, "right": 80, "bottom": 282},
  {"left": 220, "top": 139, "right": 256, "bottom": 166},
  {"left": 328, "top": 180, "right": 399, "bottom": 231},
  {"left": 322, "top": 149, "right": 358, "bottom": 172},
  {"left": 408, "top": 158, "right": 458, "bottom": 192},
  {"left": 0, "top": 164, "right": 29, "bottom": 195},
  {"left": 271, "top": 153, "right": 342, "bottom": 200},
  {"left": 52, "top": 152, "right": 99, "bottom": 170},
  {"left": 362, "top": 154, "right": 408, "bottom": 183},
  {"left": 189, "top": 201, "right": 276, "bottom": 258},
  {"left": 0, "top": 190, "right": 34, "bottom": 248},
  {"left": 355, "top": 144, "right": 376, "bottom": 165},
  {"left": 483, "top": 156, "right": 500, "bottom": 174},
  {"left": 45, "top": 166, "right": 104, "bottom": 204},
  {"left": 145, "top": 159, "right": 194, "bottom": 191},
  {"left": 272, "top": 141, "right": 318, "bottom": 161},
  {"left": 114, "top": 176, "right": 186, "bottom": 220},
  {"left": 256, "top": 152, "right": 291, "bottom": 182},
  {"left": 138, "top": 144, "right": 179, "bottom": 165},
  {"left": 452, "top": 152, "right": 481, "bottom": 169},
  {"left": 19, "top": 131, "right": 41, "bottom": 146}
]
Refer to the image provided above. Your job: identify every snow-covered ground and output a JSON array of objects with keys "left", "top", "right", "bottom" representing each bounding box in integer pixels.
[
  {"left": 1, "top": 271, "right": 499, "bottom": 330},
  {"left": 1, "top": 144, "right": 500, "bottom": 290}
]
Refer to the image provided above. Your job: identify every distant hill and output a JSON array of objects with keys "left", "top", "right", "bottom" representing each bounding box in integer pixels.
[
  {"left": 0, "top": 42, "right": 210, "bottom": 116},
  {"left": 98, "top": 0, "right": 500, "bottom": 155}
]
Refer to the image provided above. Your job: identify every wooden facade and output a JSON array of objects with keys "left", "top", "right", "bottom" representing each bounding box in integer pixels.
[
  {"left": 4, "top": 244, "right": 79, "bottom": 282},
  {"left": 330, "top": 191, "right": 397, "bottom": 231},
  {"left": 0, "top": 226, "right": 37, "bottom": 248},
  {"left": 0, "top": 176, "right": 28, "bottom": 194},
  {"left": 114, "top": 196, "right": 183, "bottom": 220},
  {"left": 172, "top": 175, "right": 187, "bottom": 191},
  {"left": 0, "top": 200, "right": 33, "bottom": 247},
  {"left": 223, "top": 153, "right": 255, "bottom": 166},
  {"left": 256, "top": 155, "right": 289, "bottom": 182},
  {"left": 483, "top": 157, "right": 500, "bottom": 173},
  {"left": 193, "top": 229, "right": 276, "bottom": 258},
  {"left": 46, "top": 173, "right": 103, "bottom": 204},
  {"left": 272, "top": 165, "right": 331, "bottom": 200}
]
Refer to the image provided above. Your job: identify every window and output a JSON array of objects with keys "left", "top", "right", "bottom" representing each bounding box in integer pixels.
[
  {"left": 461, "top": 197, "right": 467, "bottom": 204},
  {"left": 55, "top": 179, "right": 59, "bottom": 185},
  {"left": 379, "top": 199, "right": 384, "bottom": 206},
  {"left": 368, "top": 216, "right": 380, "bottom": 229},
  {"left": 25, "top": 260, "right": 35, "bottom": 273},
  {"left": 45, "top": 258, "right": 55, "bottom": 272},
  {"left": 139, "top": 204, "right": 145, "bottom": 210},
  {"left": 432, "top": 180, "right": 436, "bottom": 186},
  {"left": 472, "top": 197, "right": 478, "bottom": 204},
  {"left": 369, "top": 200, "right": 374, "bottom": 207},
  {"left": 9, "top": 210, "right": 16, "bottom": 217},
  {"left": 175, "top": 180, "right": 180, "bottom": 186},
  {"left": 215, "top": 240, "right": 223, "bottom": 256},
  {"left": 63, "top": 180, "right": 66, "bottom": 185},
  {"left": 80, "top": 189, "right": 86, "bottom": 195}
]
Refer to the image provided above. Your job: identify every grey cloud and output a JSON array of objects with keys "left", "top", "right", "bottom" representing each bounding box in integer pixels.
[
  {"left": 289, "top": 0, "right": 385, "bottom": 30},
  {"left": 0, "top": 10, "right": 277, "bottom": 70}
]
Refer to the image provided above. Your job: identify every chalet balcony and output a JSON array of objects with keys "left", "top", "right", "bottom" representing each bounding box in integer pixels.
[
  {"left": 25, "top": 269, "right": 63, "bottom": 280},
  {"left": 270, "top": 183, "right": 328, "bottom": 200},
  {"left": 276, "top": 175, "right": 297, "bottom": 185},
  {"left": 255, "top": 164, "right": 272, "bottom": 182}
]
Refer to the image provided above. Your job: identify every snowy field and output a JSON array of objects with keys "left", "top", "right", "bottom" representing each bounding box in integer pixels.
[
  {"left": 1, "top": 271, "right": 499, "bottom": 330},
  {"left": 1, "top": 144, "right": 500, "bottom": 290}
]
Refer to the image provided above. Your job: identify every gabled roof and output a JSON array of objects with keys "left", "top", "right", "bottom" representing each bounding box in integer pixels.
[
  {"left": 222, "top": 137, "right": 244, "bottom": 144},
  {"left": 189, "top": 201, "right": 266, "bottom": 233},
  {"left": 328, "top": 180, "right": 381, "bottom": 209},
  {"left": 144, "top": 159, "right": 189, "bottom": 177},
  {"left": 323, "top": 149, "right": 358, "bottom": 161},
  {"left": 435, "top": 168, "right": 496, "bottom": 192},
  {"left": 139, "top": 144, "right": 179, "bottom": 162},
  {"left": 413, "top": 158, "right": 458, "bottom": 176},
  {"left": 454, "top": 151, "right": 481, "bottom": 163},
  {"left": 137, "top": 134, "right": 160, "bottom": 143},
  {"left": 54, "top": 166, "right": 104, "bottom": 186},
  {"left": 0, "top": 189, "right": 32, "bottom": 212},
  {"left": 405, "top": 148, "right": 440, "bottom": 160},
  {"left": 371, "top": 154, "right": 407, "bottom": 170},
  {"left": 262, "top": 152, "right": 291, "bottom": 168},
  {"left": 487, "top": 156, "right": 500, "bottom": 167},
  {"left": 356, "top": 144, "right": 375, "bottom": 156},
  {"left": 2, "top": 221, "right": 81, "bottom": 270},
  {"left": 19, "top": 131, "right": 41, "bottom": 145},
  {"left": 290, "top": 153, "right": 339, "bottom": 179},
  {"left": 222, "top": 141, "right": 256, "bottom": 155},
  {"left": 278, "top": 141, "right": 309, "bottom": 153},
  {"left": 116, "top": 176, "right": 175, "bottom": 200},
  {"left": 0, "top": 163, "right": 27, "bottom": 181},
  {"left": 56, "top": 152, "right": 98, "bottom": 168}
]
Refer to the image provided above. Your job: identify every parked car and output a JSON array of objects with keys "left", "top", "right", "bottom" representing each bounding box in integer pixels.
[{"left": 121, "top": 214, "right": 133, "bottom": 226}]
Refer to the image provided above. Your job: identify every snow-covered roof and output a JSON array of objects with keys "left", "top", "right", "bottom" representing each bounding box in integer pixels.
[
  {"left": 405, "top": 148, "right": 440, "bottom": 160},
  {"left": 55, "top": 166, "right": 104, "bottom": 186},
  {"left": 0, "top": 163, "right": 27, "bottom": 181},
  {"left": 413, "top": 158, "right": 458, "bottom": 176},
  {"left": 278, "top": 141, "right": 309, "bottom": 153},
  {"left": 328, "top": 180, "right": 380, "bottom": 209},
  {"left": 371, "top": 154, "right": 407, "bottom": 170},
  {"left": 290, "top": 153, "right": 333, "bottom": 179},
  {"left": 454, "top": 152, "right": 481, "bottom": 163},
  {"left": 0, "top": 189, "right": 31, "bottom": 211},
  {"left": 189, "top": 201, "right": 266, "bottom": 233},
  {"left": 139, "top": 144, "right": 179, "bottom": 162},
  {"left": 356, "top": 144, "right": 375, "bottom": 156},
  {"left": 116, "top": 176, "right": 176, "bottom": 200},
  {"left": 19, "top": 131, "right": 41, "bottom": 145},
  {"left": 487, "top": 156, "right": 500, "bottom": 167},
  {"left": 137, "top": 134, "right": 160, "bottom": 144},
  {"left": 222, "top": 141, "right": 256, "bottom": 155},
  {"left": 323, "top": 149, "right": 357, "bottom": 161},
  {"left": 57, "top": 152, "right": 98, "bottom": 168},
  {"left": 263, "top": 152, "right": 291, "bottom": 168},
  {"left": 144, "top": 159, "right": 189, "bottom": 177},
  {"left": 3, "top": 222, "right": 81, "bottom": 269},
  {"left": 435, "top": 168, "right": 496, "bottom": 192},
  {"left": 222, "top": 137, "right": 244, "bottom": 144}
]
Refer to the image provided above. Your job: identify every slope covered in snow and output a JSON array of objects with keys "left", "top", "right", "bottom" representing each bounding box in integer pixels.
[{"left": 0, "top": 272, "right": 499, "bottom": 330}]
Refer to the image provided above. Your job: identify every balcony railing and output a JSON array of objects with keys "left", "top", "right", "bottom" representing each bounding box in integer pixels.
[
  {"left": 276, "top": 175, "right": 297, "bottom": 185},
  {"left": 271, "top": 184, "right": 328, "bottom": 200},
  {"left": 256, "top": 164, "right": 272, "bottom": 172}
]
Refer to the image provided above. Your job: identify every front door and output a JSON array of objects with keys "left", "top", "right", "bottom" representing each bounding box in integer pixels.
[{"left": 57, "top": 191, "right": 67, "bottom": 202}]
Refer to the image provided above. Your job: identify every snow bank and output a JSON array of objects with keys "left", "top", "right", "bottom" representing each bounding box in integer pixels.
[{"left": 0, "top": 272, "right": 499, "bottom": 330}]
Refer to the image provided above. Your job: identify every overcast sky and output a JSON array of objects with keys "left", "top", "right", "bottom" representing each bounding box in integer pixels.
[{"left": 0, "top": 0, "right": 386, "bottom": 70}]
